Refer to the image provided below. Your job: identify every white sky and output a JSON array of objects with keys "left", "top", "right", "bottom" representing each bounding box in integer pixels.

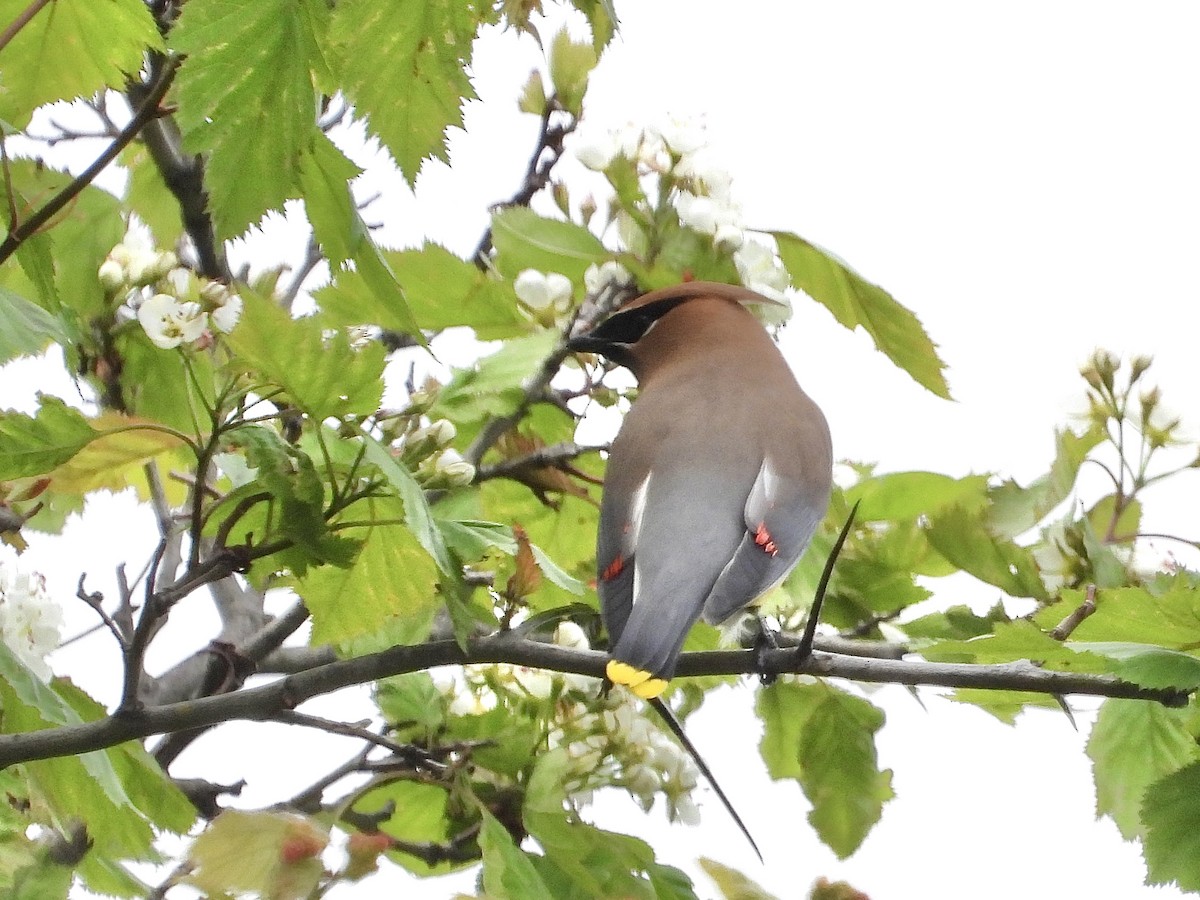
[{"left": 4, "top": 1, "right": 1200, "bottom": 898}]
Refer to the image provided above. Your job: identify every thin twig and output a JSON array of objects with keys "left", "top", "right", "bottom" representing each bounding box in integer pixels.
[
  {"left": 0, "top": 55, "right": 181, "bottom": 266},
  {"left": 0, "top": 0, "right": 53, "bottom": 55},
  {"left": 274, "top": 711, "right": 446, "bottom": 773},
  {"left": 474, "top": 442, "right": 609, "bottom": 482},
  {"left": 75, "top": 574, "right": 127, "bottom": 649},
  {"left": 472, "top": 98, "right": 577, "bottom": 267},
  {"left": 1050, "top": 584, "right": 1098, "bottom": 641}
]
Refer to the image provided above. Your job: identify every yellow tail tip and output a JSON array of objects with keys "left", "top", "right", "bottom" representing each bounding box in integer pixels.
[{"left": 606, "top": 660, "right": 669, "bottom": 699}]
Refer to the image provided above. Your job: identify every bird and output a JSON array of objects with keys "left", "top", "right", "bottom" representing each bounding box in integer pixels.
[{"left": 568, "top": 280, "right": 833, "bottom": 699}]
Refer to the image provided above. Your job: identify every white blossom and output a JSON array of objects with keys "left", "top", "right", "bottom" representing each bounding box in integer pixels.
[
  {"left": 668, "top": 792, "right": 701, "bottom": 826},
  {"left": 574, "top": 132, "right": 618, "bottom": 171},
  {"left": 634, "top": 127, "right": 671, "bottom": 172},
  {"left": 410, "top": 419, "right": 457, "bottom": 450},
  {"left": 513, "top": 269, "right": 573, "bottom": 312},
  {"left": 137, "top": 293, "right": 209, "bottom": 349},
  {"left": 733, "top": 239, "right": 790, "bottom": 302},
  {"left": 673, "top": 149, "right": 733, "bottom": 201},
  {"left": 583, "top": 260, "right": 632, "bottom": 296},
  {"left": 554, "top": 621, "right": 590, "bottom": 651},
  {"left": 210, "top": 292, "right": 243, "bottom": 333},
  {"left": 675, "top": 191, "right": 744, "bottom": 247},
  {"left": 0, "top": 565, "right": 63, "bottom": 682},
  {"left": 625, "top": 763, "right": 662, "bottom": 805},
  {"left": 511, "top": 665, "right": 554, "bottom": 699},
  {"left": 658, "top": 116, "right": 707, "bottom": 156},
  {"left": 432, "top": 448, "right": 475, "bottom": 487}
]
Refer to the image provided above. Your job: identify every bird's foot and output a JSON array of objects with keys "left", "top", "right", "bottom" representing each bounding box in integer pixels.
[{"left": 752, "top": 615, "right": 781, "bottom": 686}]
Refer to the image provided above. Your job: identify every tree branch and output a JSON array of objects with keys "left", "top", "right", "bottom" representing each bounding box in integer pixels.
[
  {"left": 463, "top": 280, "right": 633, "bottom": 467},
  {"left": 1, "top": 638, "right": 1187, "bottom": 769},
  {"left": 472, "top": 99, "right": 577, "bottom": 267},
  {"left": 126, "top": 54, "right": 228, "bottom": 279},
  {"left": 474, "top": 441, "right": 608, "bottom": 482}
]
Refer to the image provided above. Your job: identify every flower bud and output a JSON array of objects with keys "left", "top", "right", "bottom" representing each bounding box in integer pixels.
[
  {"left": 98, "top": 260, "right": 126, "bottom": 293},
  {"left": 554, "top": 620, "right": 590, "bottom": 650},
  {"left": 433, "top": 449, "right": 475, "bottom": 487}
]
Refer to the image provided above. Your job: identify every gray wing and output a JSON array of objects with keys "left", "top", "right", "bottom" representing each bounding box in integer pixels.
[{"left": 701, "top": 456, "right": 828, "bottom": 625}]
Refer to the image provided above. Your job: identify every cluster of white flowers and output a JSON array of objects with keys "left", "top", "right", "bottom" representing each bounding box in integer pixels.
[
  {"left": 513, "top": 269, "right": 574, "bottom": 326},
  {"left": 549, "top": 685, "right": 702, "bottom": 825},
  {"left": 436, "top": 621, "right": 703, "bottom": 825},
  {"left": 573, "top": 117, "right": 792, "bottom": 303},
  {"left": 99, "top": 238, "right": 243, "bottom": 349},
  {"left": 391, "top": 417, "right": 474, "bottom": 488},
  {"left": 417, "top": 447, "right": 475, "bottom": 489},
  {"left": 0, "top": 562, "right": 63, "bottom": 683},
  {"left": 584, "top": 260, "right": 633, "bottom": 296}
]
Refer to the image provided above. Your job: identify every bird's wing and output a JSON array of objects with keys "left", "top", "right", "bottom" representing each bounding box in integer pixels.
[
  {"left": 701, "top": 456, "right": 827, "bottom": 625},
  {"left": 595, "top": 462, "right": 650, "bottom": 647}
]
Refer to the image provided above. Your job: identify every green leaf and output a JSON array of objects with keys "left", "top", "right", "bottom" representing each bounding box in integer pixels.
[
  {"left": 530, "top": 543, "right": 586, "bottom": 595},
  {"left": 922, "top": 619, "right": 1107, "bottom": 672},
  {"left": 796, "top": 686, "right": 894, "bottom": 858},
  {"left": 1070, "top": 643, "right": 1200, "bottom": 690},
  {"left": 757, "top": 682, "right": 893, "bottom": 857},
  {"left": 491, "top": 208, "right": 610, "bottom": 282},
  {"left": 430, "top": 330, "right": 560, "bottom": 426},
  {"left": 173, "top": 0, "right": 328, "bottom": 237},
  {"left": 1086, "top": 494, "right": 1142, "bottom": 544},
  {"left": 523, "top": 751, "right": 688, "bottom": 900},
  {"left": 330, "top": 0, "right": 486, "bottom": 184},
  {"left": 1088, "top": 699, "right": 1197, "bottom": 840},
  {"left": 924, "top": 506, "right": 1048, "bottom": 600},
  {"left": 571, "top": 0, "right": 618, "bottom": 51},
  {"left": 774, "top": 230, "right": 950, "bottom": 399},
  {"left": 945, "top": 689, "right": 1060, "bottom": 724},
  {"left": 186, "top": 810, "right": 326, "bottom": 897},
  {"left": 316, "top": 244, "right": 527, "bottom": 339},
  {"left": 903, "top": 603, "right": 1005, "bottom": 642},
  {"left": 547, "top": 28, "right": 597, "bottom": 115},
  {"left": 438, "top": 518, "right": 518, "bottom": 560},
  {"left": 0, "top": 0, "right": 162, "bottom": 126},
  {"left": 375, "top": 672, "right": 445, "bottom": 731},
  {"left": 225, "top": 289, "right": 386, "bottom": 420},
  {"left": 0, "top": 287, "right": 67, "bottom": 363},
  {"left": 0, "top": 397, "right": 97, "bottom": 479},
  {"left": 0, "top": 649, "right": 155, "bottom": 860},
  {"left": 846, "top": 471, "right": 988, "bottom": 521},
  {"left": 296, "top": 132, "right": 366, "bottom": 267},
  {"left": 988, "top": 426, "right": 1105, "bottom": 537},
  {"left": 55, "top": 679, "right": 196, "bottom": 835},
  {"left": 479, "top": 809, "right": 555, "bottom": 900},
  {"left": 1039, "top": 582, "right": 1200, "bottom": 647},
  {"left": 361, "top": 780, "right": 456, "bottom": 877},
  {"left": 1, "top": 159, "right": 125, "bottom": 320},
  {"left": 698, "top": 858, "right": 780, "bottom": 900},
  {"left": 1143, "top": 762, "right": 1200, "bottom": 890},
  {"left": 46, "top": 412, "right": 190, "bottom": 496},
  {"left": 298, "top": 496, "right": 440, "bottom": 644},
  {"left": 360, "top": 432, "right": 453, "bottom": 574},
  {"left": 123, "top": 145, "right": 185, "bottom": 245}
]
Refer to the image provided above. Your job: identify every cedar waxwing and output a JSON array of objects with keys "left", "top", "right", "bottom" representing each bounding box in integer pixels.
[{"left": 569, "top": 281, "right": 833, "bottom": 699}]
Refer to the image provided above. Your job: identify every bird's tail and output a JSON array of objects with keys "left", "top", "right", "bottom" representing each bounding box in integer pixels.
[{"left": 648, "top": 695, "right": 763, "bottom": 862}]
